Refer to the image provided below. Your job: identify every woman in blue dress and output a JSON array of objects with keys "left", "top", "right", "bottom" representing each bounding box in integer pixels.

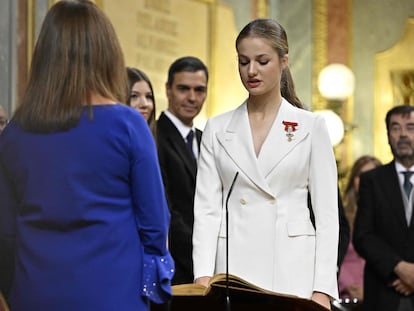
[{"left": 0, "top": 1, "right": 174, "bottom": 310}]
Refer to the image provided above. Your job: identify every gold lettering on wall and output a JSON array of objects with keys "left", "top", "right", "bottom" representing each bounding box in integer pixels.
[
  {"left": 102, "top": 0, "right": 210, "bottom": 120},
  {"left": 144, "top": 0, "right": 171, "bottom": 13},
  {"left": 135, "top": 2, "right": 178, "bottom": 72},
  {"left": 102, "top": 0, "right": 245, "bottom": 128}
]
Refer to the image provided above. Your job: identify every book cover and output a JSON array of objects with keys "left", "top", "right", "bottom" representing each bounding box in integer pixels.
[{"left": 152, "top": 274, "right": 329, "bottom": 311}]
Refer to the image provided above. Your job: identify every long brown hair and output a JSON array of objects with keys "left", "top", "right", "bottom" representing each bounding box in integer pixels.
[
  {"left": 126, "top": 67, "right": 157, "bottom": 138},
  {"left": 235, "top": 18, "right": 303, "bottom": 108},
  {"left": 343, "top": 155, "right": 382, "bottom": 231},
  {"left": 14, "top": 0, "right": 127, "bottom": 133}
]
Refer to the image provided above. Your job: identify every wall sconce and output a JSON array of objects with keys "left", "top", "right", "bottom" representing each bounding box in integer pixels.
[
  {"left": 318, "top": 63, "right": 355, "bottom": 101},
  {"left": 315, "top": 64, "right": 355, "bottom": 147},
  {"left": 314, "top": 109, "right": 345, "bottom": 147}
]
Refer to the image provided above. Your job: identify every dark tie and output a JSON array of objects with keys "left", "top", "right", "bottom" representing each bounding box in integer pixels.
[
  {"left": 186, "top": 130, "right": 195, "bottom": 158},
  {"left": 402, "top": 171, "right": 414, "bottom": 224},
  {"left": 403, "top": 171, "right": 413, "bottom": 199}
]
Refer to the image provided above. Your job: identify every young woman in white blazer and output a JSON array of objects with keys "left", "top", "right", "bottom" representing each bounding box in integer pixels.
[{"left": 192, "top": 19, "right": 339, "bottom": 310}]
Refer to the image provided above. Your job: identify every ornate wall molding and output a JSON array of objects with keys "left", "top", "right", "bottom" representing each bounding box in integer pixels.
[
  {"left": 252, "top": 0, "right": 269, "bottom": 18},
  {"left": 312, "top": 0, "right": 328, "bottom": 111},
  {"left": 313, "top": 0, "right": 353, "bottom": 181},
  {"left": 374, "top": 17, "right": 414, "bottom": 162}
]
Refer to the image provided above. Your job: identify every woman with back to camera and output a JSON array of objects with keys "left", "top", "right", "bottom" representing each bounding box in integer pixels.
[
  {"left": 0, "top": 1, "right": 173, "bottom": 310},
  {"left": 127, "top": 67, "right": 157, "bottom": 138},
  {"left": 192, "top": 18, "right": 339, "bottom": 309},
  {"left": 338, "top": 155, "right": 381, "bottom": 306}
]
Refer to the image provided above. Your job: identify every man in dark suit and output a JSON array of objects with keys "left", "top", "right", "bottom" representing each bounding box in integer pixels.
[
  {"left": 354, "top": 105, "right": 414, "bottom": 311},
  {"left": 157, "top": 56, "right": 208, "bottom": 285}
]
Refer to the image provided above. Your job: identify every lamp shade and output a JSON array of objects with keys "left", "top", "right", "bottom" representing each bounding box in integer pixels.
[
  {"left": 318, "top": 64, "right": 355, "bottom": 101},
  {"left": 314, "top": 110, "right": 345, "bottom": 146}
]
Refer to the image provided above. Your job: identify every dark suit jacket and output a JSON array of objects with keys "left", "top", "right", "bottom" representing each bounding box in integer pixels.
[
  {"left": 157, "top": 112, "right": 202, "bottom": 285},
  {"left": 308, "top": 188, "right": 349, "bottom": 268},
  {"left": 337, "top": 192, "right": 350, "bottom": 268},
  {"left": 353, "top": 161, "right": 414, "bottom": 310}
]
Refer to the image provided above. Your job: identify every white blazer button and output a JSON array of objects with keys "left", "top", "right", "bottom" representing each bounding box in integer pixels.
[{"left": 240, "top": 198, "right": 247, "bottom": 205}]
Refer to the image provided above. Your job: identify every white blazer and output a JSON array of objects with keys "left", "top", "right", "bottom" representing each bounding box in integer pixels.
[{"left": 193, "top": 99, "right": 339, "bottom": 300}]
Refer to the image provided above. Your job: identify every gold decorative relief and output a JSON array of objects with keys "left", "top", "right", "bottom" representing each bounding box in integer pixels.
[
  {"left": 390, "top": 70, "right": 414, "bottom": 105},
  {"left": 255, "top": 0, "right": 269, "bottom": 18},
  {"left": 312, "top": 0, "right": 328, "bottom": 111},
  {"left": 374, "top": 18, "right": 414, "bottom": 162}
]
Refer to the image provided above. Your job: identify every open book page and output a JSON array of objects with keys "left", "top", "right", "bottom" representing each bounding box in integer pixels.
[
  {"left": 172, "top": 273, "right": 262, "bottom": 296},
  {"left": 208, "top": 273, "right": 276, "bottom": 293},
  {"left": 173, "top": 273, "right": 290, "bottom": 297},
  {"left": 171, "top": 274, "right": 329, "bottom": 311},
  {"left": 172, "top": 283, "right": 208, "bottom": 296}
]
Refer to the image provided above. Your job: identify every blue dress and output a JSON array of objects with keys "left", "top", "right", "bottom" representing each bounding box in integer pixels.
[{"left": 0, "top": 104, "right": 174, "bottom": 310}]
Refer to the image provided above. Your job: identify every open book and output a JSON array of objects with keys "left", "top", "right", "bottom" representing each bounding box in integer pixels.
[
  {"left": 173, "top": 273, "right": 275, "bottom": 296},
  {"left": 168, "top": 273, "right": 329, "bottom": 311}
]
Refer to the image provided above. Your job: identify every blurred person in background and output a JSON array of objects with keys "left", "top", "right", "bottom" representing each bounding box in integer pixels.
[
  {"left": 338, "top": 155, "right": 381, "bottom": 307},
  {"left": 354, "top": 105, "right": 414, "bottom": 311},
  {"left": 127, "top": 67, "right": 157, "bottom": 138}
]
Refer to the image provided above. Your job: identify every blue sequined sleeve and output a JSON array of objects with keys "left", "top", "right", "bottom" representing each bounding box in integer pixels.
[{"left": 141, "top": 252, "right": 175, "bottom": 304}]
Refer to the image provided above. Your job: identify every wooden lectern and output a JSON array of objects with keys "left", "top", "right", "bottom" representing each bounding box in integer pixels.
[{"left": 151, "top": 274, "right": 329, "bottom": 311}]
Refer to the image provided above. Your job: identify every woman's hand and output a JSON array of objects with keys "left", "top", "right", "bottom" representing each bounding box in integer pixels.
[
  {"left": 346, "top": 284, "right": 363, "bottom": 301},
  {"left": 195, "top": 276, "right": 211, "bottom": 287},
  {"left": 311, "top": 291, "right": 331, "bottom": 310}
]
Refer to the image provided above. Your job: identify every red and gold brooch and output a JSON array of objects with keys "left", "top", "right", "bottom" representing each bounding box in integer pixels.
[{"left": 282, "top": 121, "right": 298, "bottom": 142}]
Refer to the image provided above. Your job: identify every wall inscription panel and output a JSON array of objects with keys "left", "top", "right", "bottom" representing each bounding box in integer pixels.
[
  {"left": 101, "top": 0, "right": 246, "bottom": 128},
  {"left": 103, "top": 0, "right": 209, "bottom": 123}
]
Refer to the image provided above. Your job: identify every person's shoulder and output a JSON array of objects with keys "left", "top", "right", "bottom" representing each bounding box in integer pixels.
[
  {"left": 94, "top": 103, "right": 144, "bottom": 124},
  {"left": 360, "top": 162, "right": 391, "bottom": 179},
  {"left": 281, "top": 102, "right": 319, "bottom": 132},
  {"left": 156, "top": 112, "right": 178, "bottom": 138},
  {"left": 156, "top": 111, "right": 166, "bottom": 123},
  {"left": 281, "top": 99, "right": 313, "bottom": 119},
  {"left": 156, "top": 112, "right": 172, "bottom": 128},
  {"left": 207, "top": 103, "right": 245, "bottom": 126},
  {"left": 93, "top": 103, "right": 136, "bottom": 115},
  {"left": 0, "top": 121, "right": 17, "bottom": 145}
]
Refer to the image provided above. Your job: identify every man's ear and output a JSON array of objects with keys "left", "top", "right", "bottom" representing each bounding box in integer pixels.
[{"left": 165, "top": 83, "right": 171, "bottom": 100}]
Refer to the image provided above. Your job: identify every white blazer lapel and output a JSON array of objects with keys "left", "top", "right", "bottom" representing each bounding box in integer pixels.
[
  {"left": 258, "top": 99, "right": 309, "bottom": 177},
  {"left": 216, "top": 103, "right": 275, "bottom": 196}
]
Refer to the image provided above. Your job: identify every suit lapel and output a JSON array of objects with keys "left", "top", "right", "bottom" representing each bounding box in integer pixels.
[
  {"left": 159, "top": 113, "right": 197, "bottom": 175},
  {"left": 216, "top": 103, "right": 277, "bottom": 196},
  {"left": 258, "top": 99, "right": 309, "bottom": 177},
  {"left": 216, "top": 100, "right": 310, "bottom": 197},
  {"left": 383, "top": 162, "right": 409, "bottom": 228},
  {"left": 195, "top": 128, "right": 202, "bottom": 148}
]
